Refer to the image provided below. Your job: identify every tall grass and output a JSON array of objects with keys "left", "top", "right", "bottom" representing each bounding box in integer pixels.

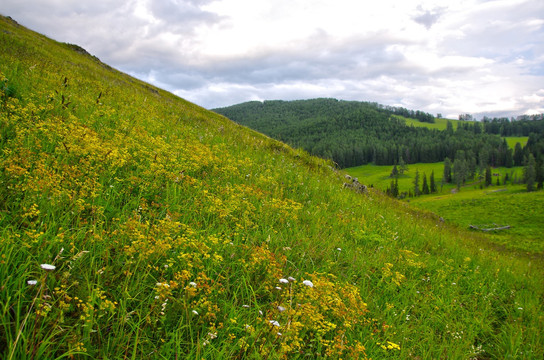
[{"left": 1, "top": 15, "right": 543, "bottom": 359}]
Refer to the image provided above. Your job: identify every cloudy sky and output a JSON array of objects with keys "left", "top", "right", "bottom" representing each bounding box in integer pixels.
[{"left": 2, "top": 0, "right": 543, "bottom": 118}]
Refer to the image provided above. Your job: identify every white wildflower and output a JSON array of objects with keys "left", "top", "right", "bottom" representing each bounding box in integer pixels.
[
  {"left": 27, "top": 280, "right": 38, "bottom": 286},
  {"left": 269, "top": 320, "right": 280, "bottom": 327},
  {"left": 288, "top": 276, "right": 296, "bottom": 282},
  {"left": 275, "top": 286, "right": 282, "bottom": 290},
  {"left": 277, "top": 306, "right": 286, "bottom": 312},
  {"left": 302, "top": 280, "right": 314, "bottom": 288},
  {"left": 279, "top": 278, "right": 289, "bottom": 284},
  {"left": 337, "top": 248, "right": 342, "bottom": 251},
  {"left": 189, "top": 282, "right": 197, "bottom": 287},
  {"left": 242, "top": 304, "right": 250, "bottom": 308},
  {"left": 192, "top": 310, "right": 199, "bottom": 315},
  {"left": 40, "top": 264, "right": 56, "bottom": 271}
]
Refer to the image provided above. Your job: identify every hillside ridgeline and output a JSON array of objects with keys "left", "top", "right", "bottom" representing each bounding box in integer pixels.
[
  {"left": 1, "top": 15, "right": 543, "bottom": 359},
  {"left": 214, "top": 99, "right": 544, "bottom": 168}
]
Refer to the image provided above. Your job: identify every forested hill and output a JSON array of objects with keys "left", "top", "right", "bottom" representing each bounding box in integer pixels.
[{"left": 213, "top": 99, "right": 542, "bottom": 168}]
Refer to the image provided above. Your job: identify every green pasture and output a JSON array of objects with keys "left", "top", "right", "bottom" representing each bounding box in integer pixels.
[
  {"left": 398, "top": 115, "right": 530, "bottom": 151},
  {"left": 2, "top": 16, "right": 544, "bottom": 360},
  {"left": 410, "top": 186, "right": 544, "bottom": 253},
  {"left": 504, "top": 136, "right": 529, "bottom": 149},
  {"left": 394, "top": 115, "right": 458, "bottom": 130},
  {"left": 347, "top": 162, "right": 525, "bottom": 195},
  {"left": 346, "top": 163, "right": 541, "bottom": 254}
]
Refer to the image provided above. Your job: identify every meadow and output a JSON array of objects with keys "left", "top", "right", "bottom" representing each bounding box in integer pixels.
[
  {"left": 396, "top": 115, "right": 459, "bottom": 130},
  {"left": 347, "top": 163, "right": 542, "bottom": 254},
  {"left": 1, "top": 15, "right": 544, "bottom": 359},
  {"left": 399, "top": 115, "right": 529, "bottom": 150},
  {"left": 504, "top": 136, "right": 529, "bottom": 149},
  {"left": 410, "top": 186, "right": 544, "bottom": 253}
]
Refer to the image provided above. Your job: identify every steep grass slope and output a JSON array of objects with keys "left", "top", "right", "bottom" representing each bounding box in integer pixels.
[{"left": 1, "top": 16, "right": 543, "bottom": 359}]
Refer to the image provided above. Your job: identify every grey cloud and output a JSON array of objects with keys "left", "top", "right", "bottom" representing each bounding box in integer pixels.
[
  {"left": 147, "top": 0, "right": 222, "bottom": 33},
  {"left": 413, "top": 9, "right": 443, "bottom": 29},
  {"left": 1, "top": 0, "right": 542, "bottom": 117}
]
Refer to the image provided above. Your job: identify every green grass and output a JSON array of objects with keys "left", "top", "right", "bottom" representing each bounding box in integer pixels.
[
  {"left": 347, "top": 162, "right": 449, "bottom": 194},
  {"left": 347, "top": 162, "right": 525, "bottom": 195},
  {"left": 410, "top": 186, "right": 544, "bottom": 253},
  {"left": 1, "top": 15, "right": 544, "bottom": 359},
  {"left": 394, "top": 114, "right": 459, "bottom": 130},
  {"left": 347, "top": 163, "right": 541, "bottom": 254},
  {"left": 397, "top": 115, "right": 530, "bottom": 151},
  {"left": 504, "top": 136, "right": 529, "bottom": 149}
]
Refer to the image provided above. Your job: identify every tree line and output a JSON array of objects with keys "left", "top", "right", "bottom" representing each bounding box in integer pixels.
[{"left": 213, "top": 98, "right": 544, "bottom": 172}]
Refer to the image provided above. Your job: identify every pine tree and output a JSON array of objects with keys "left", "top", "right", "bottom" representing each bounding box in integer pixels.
[
  {"left": 422, "top": 173, "right": 429, "bottom": 194},
  {"left": 430, "top": 170, "right": 437, "bottom": 193},
  {"left": 513, "top": 143, "right": 524, "bottom": 166},
  {"left": 398, "top": 156, "right": 408, "bottom": 175},
  {"left": 389, "top": 178, "right": 399, "bottom": 198},
  {"left": 443, "top": 157, "right": 452, "bottom": 183},
  {"left": 453, "top": 158, "right": 467, "bottom": 190},
  {"left": 485, "top": 167, "right": 492, "bottom": 187},
  {"left": 446, "top": 120, "right": 453, "bottom": 134},
  {"left": 414, "top": 169, "right": 420, "bottom": 196},
  {"left": 525, "top": 153, "right": 536, "bottom": 192},
  {"left": 390, "top": 164, "right": 398, "bottom": 178}
]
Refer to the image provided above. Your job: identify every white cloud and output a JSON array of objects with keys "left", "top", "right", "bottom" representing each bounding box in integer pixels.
[{"left": 1, "top": 0, "right": 543, "bottom": 118}]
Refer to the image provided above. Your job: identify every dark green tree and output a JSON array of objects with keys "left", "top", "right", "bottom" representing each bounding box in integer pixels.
[
  {"left": 414, "top": 169, "right": 420, "bottom": 196},
  {"left": 538, "top": 161, "right": 544, "bottom": 190},
  {"left": 443, "top": 157, "right": 452, "bottom": 183},
  {"left": 430, "top": 170, "right": 437, "bottom": 193},
  {"left": 398, "top": 156, "right": 408, "bottom": 175},
  {"left": 422, "top": 173, "right": 430, "bottom": 194},
  {"left": 513, "top": 142, "right": 524, "bottom": 166},
  {"left": 485, "top": 166, "right": 492, "bottom": 187},
  {"left": 389, "top": 178, "right": 399, "bottom": 198},
  {"left": 390, "top": 164, "right": 398, "bottom": 178},
  {"left": 525, "top": 153, "right": 536, "bottom": 192},
  {"left": 446, "top": 120, "right": 453, "bottom": 134},
  {"left": 504, "top": 148, "right": 514, "bottom": 168},
  {"left": 453, "top": 157, "right": 467, "bottom": 190}
]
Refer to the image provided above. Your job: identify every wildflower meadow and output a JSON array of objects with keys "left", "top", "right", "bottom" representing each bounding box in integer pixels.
[{"left": 1, "top": 15, "right": 543, "bottom": 359}]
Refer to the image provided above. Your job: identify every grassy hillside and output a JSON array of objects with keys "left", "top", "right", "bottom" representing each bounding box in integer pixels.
[
  {"left": 346, "top": 163, "right": 541, "bottom": 253},
  {"left": 347, "top": 163, "right": 525, "bottom": 195},
  {"left": 1, "top": 15, "right": 544, "bottom": 359},
  {"left": 504, "top": 136, "right": 529, "bottom": 149},
  {"left": 396, "top": 115, "right": 458, "bottom": 130},
  {"left": 410, "top": 186, "right": 544, "bottom": 253},
  {"left": 396, "top": 116, "right": 529, "bottom": 151}
]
